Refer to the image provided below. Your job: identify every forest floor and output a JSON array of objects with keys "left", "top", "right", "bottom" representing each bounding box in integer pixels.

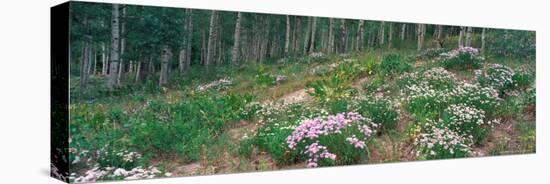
[{"left": 69, "top": 48, "right": 536, "bottom": 182}]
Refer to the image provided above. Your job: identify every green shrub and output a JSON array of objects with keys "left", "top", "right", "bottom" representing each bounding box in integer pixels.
[
  {"left": 523, "top": 86, "right": 536, "bottom": 106},
  {"left": 476, "top": 64, "right": 514, "bottom": 95},
  {"left": 307, "top": 75, "right": 357, "bottom": 104},
  {"left": 356, "top": 97, "right": 399, "bottom": 132},
  {"left": 512, "top": 69, "right": 535, "bottom": 89},
  {"left": 441, "top": 104, "right": 495, "bottom": 144},
  {"left": 402, "top": 81, "right": 450, "bottom": 119},
  {"left": 440, "top": 47, "right": 483, "bottom": 70},
  {"left": 238, "top": 137, "right": 255, "bottom": 159},
  {"left": 450, "top": 82, "right": 501, "bottom": 117},
  {"left": 362, "top": 76, "right": 386, "bottom": 94},
  {"left": 326, "top": 99, "right": 350, "bottom": 114},
  {"left": 379, "top": 54, "right": 412, "bottom": 77},
  {"left": 414, "top": 119, "right": 473, "bottom": 159}
]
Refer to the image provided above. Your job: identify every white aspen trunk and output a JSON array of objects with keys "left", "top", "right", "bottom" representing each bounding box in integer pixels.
[
  {"left": 465, "top": 27, "right": 473, "bottom": 47},
  {"left": 458, "top": 26, "right": 464, "bottom": 47},
  {"left": 355, "top": 20, "right": 364, "bottom": 51},
  {"left": 134, "top": 60, "right": 141, "bottom": 83},
  {"left": 481, "top": 28, "right": 486, "bottom": 53},
  {"left": 303, "top": 17, "right": 311, "bottom": 55},
  {"left": 128, "top": 60, "right": 133, "bottom": 73},
  {"left": 107, "top": 4, "right": 120, "bottom": 89},
  {"left": 87, "top": 45, "right": 93, "bottom": 75},
  {"left": 388, "top": 23, "right": 393, "bottom": 48},
  {"left": 232, "top": 12, "right": 243, "bottom": 64},
  {"left": 379, "top": 21, "right": 385, "bottom": 46},
  {"left": 201, "top": 31, "right": 206, "bottom": 65},
  {"left": 435, "top": 25, "right": 444, "bottom": 48},
  {"left": 105, "top": 54, "right": 109, "bottom": 75},
  {"left": 417, "top": 24, "right": 425, "bottom": 51},
  {"left": 179, "top": 49, "right": 186, "bottom": 73},
  {"left": 400, "top": 24, "right": 406, "bottom": 41},
  {"left": 117, "top": 6, "right": 126, "bottom": 85},
  {"left": 117, "top": 60, "right": 123, "bottom": 85},
  {"left": 308, "top": 17, "right": 317, "bottom": 54},
  {"left": 159, "top": 46, "right": 171, "bottom": 87},
  {"left": 338, "top": 19, "right": 347, "bottom": 53},
  {"left": 328, "top": 18, "right": 334, "bottom": 53},
  {"left": 185, "top": 9, "right": 193, "bottom": 71},
  {"left": 179, "top": 10, "right": 187, "bottom": 73},
  {"left": 92, "top": 46, "right": 97, "bottom": 75},
  {"left": 79, "top": 40, "right": 90, "bottom": 94},
  {"left": 320, "top": 28, "right": 327, "bottom": 52},
  {"left": 284, "top": 15, "right": 291, "bottom": 56},
  {"left": 205, "top": 11, "right": 217, "bottom": 66},
  {"left": 101, "top": 43, "right": 106, "bottom": 75}
]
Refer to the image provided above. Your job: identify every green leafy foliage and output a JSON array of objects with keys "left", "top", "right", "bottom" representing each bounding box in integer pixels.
[
  {"left": 440, "top": 47, "right": 483, "bottom": 70},
  {"left": 356, "top": 97, "right": 399, "bottom": 132},
  {"left": 378, "top": 54, "right": 412, "bottom": 77},
  {"left": 487, "top": 30, "right": 535, "bottom": 58}
]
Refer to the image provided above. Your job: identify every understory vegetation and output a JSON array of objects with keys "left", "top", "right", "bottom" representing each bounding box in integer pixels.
[{"left": 66, "top": 2, "right": 535, "bottom": 183}]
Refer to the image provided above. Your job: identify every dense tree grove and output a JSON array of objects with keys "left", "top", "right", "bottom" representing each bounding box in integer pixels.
[{"left": 70, "top": 2, "right": 534, "bottom": 98}]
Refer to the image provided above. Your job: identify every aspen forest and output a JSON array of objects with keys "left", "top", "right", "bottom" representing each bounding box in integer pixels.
[{"left": 68, "top": 2, "right": 536, "bottom": 183}]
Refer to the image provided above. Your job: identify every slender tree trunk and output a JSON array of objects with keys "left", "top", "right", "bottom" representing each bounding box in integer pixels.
[
  {"left": 458, "top": 26, "right": 465, "bottom": 47},
  {"left": 79, "top": 38, "right": 90, "bottom": 95},
  {"left": 400, "top": 24, "right": 406, "bottom": 41},
  {"left": 356, "top": 20, "right": 364, "bottom": 51},
  {"left": 134, "top": 60, "right": 141, "bottom": 83},
  {"left": 179, "top": 49, "right": 186, "bottom": 73},
  {"left": 86, "top": 46, "right": 93, "bottom": 75},
  {"left": 481, "top": 28, "right": 486, "bottom": 53},
  {"left": 159, "top": 46, "right": 171, "bottom": 87},
  {"left": 216, "top": 15, "right": 222, "bottom": 65},
  {"left": 303, "top": 17, "right": 311, "bottom": 55},
  {"left": 308, "top": 17, "right": 317, "bottom": 54},
  {"left": 388, "top": 23, "right": 393, "bottom": 48},
  {"left": 107, "top": 4, "right": 120, "bottom": 89},
  {"left": 328, "top": 18, "right": 334, "bottom": 53},
  {"left": 293, "top": 17, "right": 301, "bottom": 55},
  {"left": 205, "top": 11, "right": 218, "bottom": 67},
  {"left": 378, "top": 21, "right": 385, "bottom": 46},
  {"left": 185, "top": 9, "right": 193, "bottom": 71},
  {"left": 201, "top": 31, "right": 206, "bottom": 65},
  {"left": 435, "top": 25, "right": 444, "bottom": 48},
  {"left": 338, "top": 19, "right": 347, "bottom": 53},
  {"left": 284, "top": 15, "right": 291, "bottom": 56},
  {"left": 92, "top": 46, "right": 97, "bottom": 75},
  {"left": 117, "top": 6, "right": 126, "bottom": 85},
  {"left": 105, "top": 54, "right": 110, "bottom": 75},
  {"left": 417, "top": 24, "right": 426, "bottom": 51},
  {"left": 231, "top": 12, "right": 243, "bottom": 64},
  {"left": 179, "top": 9, "right": 188, "bottom": 73},
  {"left": 80, "top": 15, "right": 92, "bottom": 94},
  {"left": 101, "top": 43, "right": 106, "bottom": 75},
  {"left": 465, "top": 27, "right": 473, "bottom": 47}
]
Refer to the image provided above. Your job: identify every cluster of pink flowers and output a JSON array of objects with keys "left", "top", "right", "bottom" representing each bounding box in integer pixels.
[
  {"left": 286, "top": 112, "right": 378, "bottom": 167},
  {"left": 346, "top": 135, "right": 366, "bottom": 149},
  {"left": 303, "top": 141, "right": 337, "bottom": 168}
]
